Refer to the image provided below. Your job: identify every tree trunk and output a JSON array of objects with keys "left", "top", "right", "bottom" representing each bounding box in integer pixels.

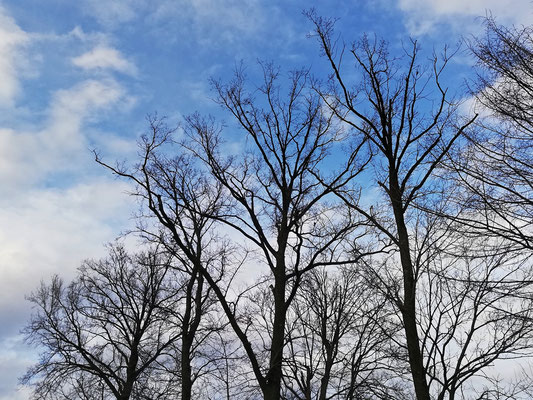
[
  {"left": 263, "top": 268, "right": 286, "bottom": 400},
  {"left": 390, "top": 173, "right": 431, "bottom": 400},
  {"left": 181, "top": 336, "right": 193, "bottom": 400},
  {"left": 119, "top": 345, "right": 139, "bottom": 400},
  {"left": 319, "top": 347, "right": 334, "bottom": 400}
]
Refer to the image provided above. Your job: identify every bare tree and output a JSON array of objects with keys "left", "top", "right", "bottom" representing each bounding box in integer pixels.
[
  {"left": 200, "top": 330, "right": 252, "bottom": 400},
  {"left": 443, "top": 16, "right": 533, "bottom": 254},
  {"left": 22, "top": 245, "right": 183, "bottom": 400},
  {"left": 283, "top": 266, "right": 408, "bottom": 400},
  {"left": 95, "top": 119, "right": 232, "bottom": 400},
  {"left": 83, "top": 15, "right": 533, "bottom": 400},
  {"left": 98, "top": 62, "right": 372, "bottom": 399},
  {"left": 184, "top": 64, "right": 375, "bottom": 400},
  {"left": 307, "top": 13, "right": 478, "bottom": 399},
  {"left": 406, "top": 206, "right": 533, "bottom": 399}
]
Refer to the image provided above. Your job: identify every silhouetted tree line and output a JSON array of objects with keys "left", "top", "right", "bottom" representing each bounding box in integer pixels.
[{"left": 21, "top": 14, "right": 533, "bottom": 400}]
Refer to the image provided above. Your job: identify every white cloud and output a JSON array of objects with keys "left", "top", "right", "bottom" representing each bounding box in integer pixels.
[
  {"left": 49, "top": 79, "right": 126, "bottom": 139},
  {"left": 152, "top": 0, "right": 265, "bottom": 44},
  {"left": 0, "top": 79, "right": 127, "bottom": 190},
  {"left": 0, "top": 179, "right": 135, "bottom": 399},
  {"left": 80, "top": 0, "right": 266, "bottom": 45},
  {"left": 0, "top": 79, "right": 137, "bottom": 400},
  {"left": 0, "top": 74, "right": 136, "bottom": 322},
  {"left": 397, "top": 0, "right": 533, "bottom": 36},
  {"left": 0, "top": 60, "right": 137, "bottom": 365},
  {"left": 0, "top": 335, "right": 33, "bottom": 400},
  {"left": 72, "top": 45, "right": 137, "bottom": 75},
  {"left": 0, "top": 6, "right": 30, "bottom": 106},
  {"left": 186, "top": 0, "right": 264, "bottom": 41},
  {"left": 0, "top": 179, "right": 134, "bottom": 304},
  {"left": 82, "top": 0, "right": 145, "bottom": 26},
  {"left": 0, "top": 18, "right": 139, "bottom": 384}
]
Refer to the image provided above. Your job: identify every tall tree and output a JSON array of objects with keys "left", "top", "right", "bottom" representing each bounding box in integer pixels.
[
  {"left": 408, "top": 206, "right": 533, "bottom": 399},
  {"left": 283, "top": 267, "right": 407, "bottom": 399},
  {"left": 185, "top": 65, "right": 373, "bottom": 400},
  {"left": 447, "top": 17, "right": 533, "bottom": 253},
  {"left": 99, "top": 65, "right": 371, "bottom": 399},
  {"left": 22, "top": 245, "right": 183, "bottom": 400},
  {"left": 96, "top": 118, "right": 228, "bottom": 400},
  {"left": 308, "top": 13, "right": 477, "bottom": 400}
]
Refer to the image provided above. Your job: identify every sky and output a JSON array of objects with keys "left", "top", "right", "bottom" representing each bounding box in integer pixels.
[{"left": 0, "top": 1, "right": 532, "bottom": 398}]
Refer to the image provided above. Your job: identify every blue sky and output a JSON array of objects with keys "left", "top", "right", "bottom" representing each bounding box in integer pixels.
[{"left": 0, "top": 1, "right": 532, "bottom": 398}]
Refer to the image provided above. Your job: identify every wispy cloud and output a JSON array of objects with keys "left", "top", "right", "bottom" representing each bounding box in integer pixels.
[
  {"left": 82, "top": 0, "right": 145, "bottom": 27},
  {"left": 72, "top": 45, "right": 137, "bottom": 75},
  {"left": 397, "top": 0, "right": 533, "bottom": 36},
  {"left": 0, "top": 335, "right": 33, "bottom": 400},
  {"left": 0, "top": 6, "right": 30, "bottom": 106},
  {"left": 0, "top": 73, "right": 136, "bottom": 312},
  {"left": 0, "top": 79, "right": 128, "bottom": 189},
  {"left": 0, "top": 76, "right": 137, "bottom": 398},
  {"left": 80, "top": 0, "right": 268, "bottom": 45},
  {"left": 153, "top": 0, "right": 266, "bottom": 44},
  {"left": 0, "top": 178, "right": 135, "bottom": 397}
]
